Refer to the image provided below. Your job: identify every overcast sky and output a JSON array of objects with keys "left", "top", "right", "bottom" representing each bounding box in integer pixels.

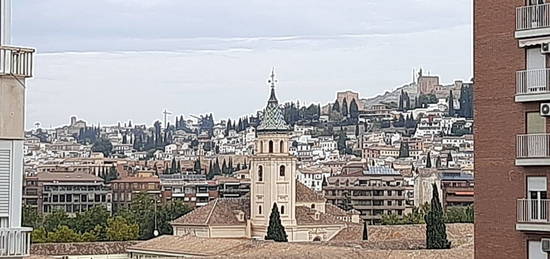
[{"left": 12, "top": 0, "right": 473, "bottom": 128}]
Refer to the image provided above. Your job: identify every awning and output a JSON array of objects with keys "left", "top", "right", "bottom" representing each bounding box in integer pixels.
[{"left": 519, "top": 36, "right": 550, "bottom": 47}]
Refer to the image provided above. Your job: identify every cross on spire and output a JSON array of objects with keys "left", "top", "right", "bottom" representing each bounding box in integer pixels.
[{"left": 267, "top": 67, "right": 278, "bottom": 103}]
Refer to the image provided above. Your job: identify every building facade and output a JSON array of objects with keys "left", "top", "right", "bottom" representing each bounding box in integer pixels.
[
  {"left": 324, "top": 165, "right": 406, "bottom": 224},
  {"left": 0, "top": 0, "right": 34, "bottom": 256},
  {"left": 475, "top": 1, "right": 550, "bottom": 258}
]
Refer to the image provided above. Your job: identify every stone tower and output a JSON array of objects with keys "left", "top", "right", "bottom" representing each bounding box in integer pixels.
[{"left": 250, "top": 69, "right": 297, "bottom": 232}]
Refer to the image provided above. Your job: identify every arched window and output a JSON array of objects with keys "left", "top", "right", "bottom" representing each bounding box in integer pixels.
[
  {"left": 258, "top": 166, "right": 263, "bottom": 182},
  {"left": 313, "top": 236, "right": 322, "bottom": 242},
  {"left": 259, "top": 205, "right": 262, "bottom": 215},
  {"left": 269, "top": 140, "right": 274, "bottom": 153},
  {"left": 311, "top": 204, "right": 315, "bottom": 209},
  {"left": 259, "top": 141, "right": 264, "bottom": 153},
  {"left": 279, "top": 165, "right": 285, "bottom": 177},
  {"left": 281, "top": 205, "right": 285, "bottom": 215},
  {"left": 280, "top": 140, "right": 285, "bottom": 153}
]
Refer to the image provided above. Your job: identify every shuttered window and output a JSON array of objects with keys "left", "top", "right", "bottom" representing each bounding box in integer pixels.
[
  {"left": 0, "top": 150, "right": 11, "bottom": 215},
  {"left": 527, "top": 112, "right": 546, "bottom": 134}
]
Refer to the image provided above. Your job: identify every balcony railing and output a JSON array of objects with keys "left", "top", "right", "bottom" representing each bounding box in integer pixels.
[
  {"left": 516, "top": 69, "right": 550, "bottom": 96},
  {"left": 517, "top": 134, "right": 550, "bottom": 159},
  {"left": 0, "top": 228, "right": 32, "bottom": 257},
  {"left": 0, "top": 46, "right": 34, "bottom": 78},
  {"left": 517, "top": 199, "right": 550, "bottom": 224},
  {"left": 517, "top": 3, "right": 550, "bottom": 31}
]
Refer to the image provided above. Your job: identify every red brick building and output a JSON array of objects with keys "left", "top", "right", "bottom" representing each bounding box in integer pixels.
[{"left": 475, "top": 1, "right": 550, "bottom": 258}]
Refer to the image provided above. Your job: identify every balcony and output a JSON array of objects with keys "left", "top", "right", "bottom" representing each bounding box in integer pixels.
[
  {"left": 517, "top": 199, "right": 550, "bottom": 232},
  {"left": 0, "top": 228, "right": 32, "bottom": 257},
  {"left": 0, "top": 46, "right": 34, "bottom": 78},
  {"left": 516, "top": 69, "right": 550, "bottom": 102},
  {"left": 516, "top": 134, "right": 550, "bottom": 166},
  {"left": 516, "top": 3, "right": 550, "bottom": 39}
]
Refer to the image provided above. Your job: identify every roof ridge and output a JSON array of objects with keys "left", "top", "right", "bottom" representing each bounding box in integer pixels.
[{"left": 205, "top": 199, "right": 219, "bottom": 225}]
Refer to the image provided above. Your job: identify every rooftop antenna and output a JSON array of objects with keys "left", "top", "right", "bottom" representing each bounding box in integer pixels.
[{"left": 163, "top": 109, "right": 172, "bottom": 130}]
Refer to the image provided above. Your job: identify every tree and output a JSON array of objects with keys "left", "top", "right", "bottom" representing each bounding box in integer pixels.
[
  {"left": 445, "top": 206, "right": 474, "bottom": 223},
  {"left": 101, "top": 165, "right": 118, "bottom": 183},
  {"left": 425, "top": 184, "right": 451, "bottom": 249},
  {"left": 337, "top": 131, "right": 347, "bottom": 155},
  {"left": 22, "top": 206, "right": 42, "bottom": 228},
  {"left": 426, "top": 152, "right": 432, "bottom": 168},
  {"left": 106, "top": 216, "right": 139, "bottom": 241},
  {"left": 332, "top": 100, "right": 340, "bottom": 113},
  {"left": 448, "top": 90, "right": 455, "bottom": 117},
  {"left": 170, "top": 158, "right": 177, "bottom": 174},
  {"left": 265, "top": 203, "right": 288, "bottom": 242},
  {"left": 342, "top": 98, "right": 349, "bottom": 117},
  {"left": 349, "top": 99, "right": 359, "bottom": 121},
  {"left": 72, "top": 206, "right": 110, "bottom": 234},
  {"left": 31, "top": 227, "right": 48, "bottom": 243},
  {"left": 322, "top": 176, "right": 328, "bottom": 188},
  {"left": 363, "top": 221, "right": 368, "bottom": 240},
  {"left": 91, "top": 138, "right": 113, "bottom": 157},
  {"left": 47, "top": 226, "right": 84, "bottom": 243},
  {"left": 399, "top": 142, "right": 410, "bottom": 158},
  {"left": 194, "top": 159, "right": 202, "bottom": 174},
  {"left": 43, "top": 210, "right": 71, "bottom": 232}
]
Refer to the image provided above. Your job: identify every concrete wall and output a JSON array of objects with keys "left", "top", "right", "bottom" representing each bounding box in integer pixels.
[{"left": 0, "top": 76, "right": 25, "bottom": 140}]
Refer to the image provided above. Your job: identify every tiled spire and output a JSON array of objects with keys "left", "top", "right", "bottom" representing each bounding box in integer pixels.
[{"left": 257, "top": 68, "right": 291, "bottom": 132}]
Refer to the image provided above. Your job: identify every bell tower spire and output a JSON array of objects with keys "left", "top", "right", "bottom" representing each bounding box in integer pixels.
[{"left": 268, "top": 67, "right": 278, "bottom": 103}]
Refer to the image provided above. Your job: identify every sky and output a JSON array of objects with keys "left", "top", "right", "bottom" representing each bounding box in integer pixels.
[{"left": 12, "top": 0, "right": 473, "bottom": 128}]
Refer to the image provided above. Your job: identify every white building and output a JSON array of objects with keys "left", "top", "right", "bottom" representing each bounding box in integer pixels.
[{"left": 0, "top": 1, "right": 34, "bottom": 256}]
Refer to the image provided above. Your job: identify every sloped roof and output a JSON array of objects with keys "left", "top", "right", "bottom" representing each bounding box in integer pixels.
[
  {"left": 127, "top": 235, "right": 248, "bottom": 257},
  {"left": 171, "top": 198, "right": 250, "bottom": 226},
  {"left": 296, "top": 181, "right": 326, "bottom": 203},
  {"left": 295, "top": 206, "right": 348, "bottom": 226},
  {"left": 325, "top": 203, "right": 360, "bottom": 216}
]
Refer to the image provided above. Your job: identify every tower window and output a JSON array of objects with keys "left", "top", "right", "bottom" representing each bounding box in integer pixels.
[
  {"left": 281, "top": 205, "right": 285, "bottom": 215},
  {"left": 260, "top": 141, "right": 264, "bottom": 153},
  {"left": 259, "top": 205, "right": 262, "bottom": 215},
  {"left": 311, "top": 204, "right": 315, "bottom": 209},
  {"left": 269, "top": 140, "right": 274, "bottom": 153},
  {"left": 258, "top": 166, "right": 263, "bottom": 182},
  {"left": 279, "top": 165, "right": 285, "bottom": 177},
  {"left": 280, "top": 140, "right": 285, "bottom": 153}
]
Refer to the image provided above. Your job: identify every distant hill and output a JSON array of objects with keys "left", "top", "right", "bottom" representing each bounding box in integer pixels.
[{"left": 361, "top": 83, "right": 418, "bottom": 108}]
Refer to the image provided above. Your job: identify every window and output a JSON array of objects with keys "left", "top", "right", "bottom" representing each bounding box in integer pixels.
[
  {"left": 259, "top": 205, "right": 262, "bottom": 215},
  {"left": 260, "top": 141, "right": 264, "bottom": 153},
  {"left": 311, "top": 204, "right": 315, "bottom": 209},
  {"left": 281, "top": 205, "right": 285, "bottom": 215},
  {"left": 280, "top": 140, "right": 285, "bottom": 153},
  {"left": 258, "top": 166, "right": 263, "bottom": 182},
  {"left": 269, "top": 140, "right": 274, "bottom": 153},
  {"left": 527, "top": 112, "right": 546, "bottom": 134},
  {"left": 279, "top": 165, "right": 285, "bottom": 177}
]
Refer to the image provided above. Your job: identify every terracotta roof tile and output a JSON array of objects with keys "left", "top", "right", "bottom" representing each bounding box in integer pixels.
[
  {"left": 296, "top": 181, "right": 325, "bottom": 203},
  {"left": 295, "top": 206, "right": 348, "bottom": 226},
  {"left": 171, "top": 198, "right": 250, "bottom": 226}
]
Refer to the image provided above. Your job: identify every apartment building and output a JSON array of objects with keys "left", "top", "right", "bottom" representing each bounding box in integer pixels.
[
  {"left": 323, "top": 165, "right": 406, "bottom": 224},
  {"left": 23, "top": 172, "right": 111, "bottom": 215},
  {"left": 160, "top": 174, "right": 218, "bottom": 208},
  {"left": 111, "top": 176, "right": 161, "bottom": 211},
  {"left": 439, "top": 170, "right": 474, "bottom": 209},
  {"left": 475, "top": 1, "right": 550, "bottom": 258},
  {"left": 0, "top": 0, "right": 34, "bottom": 256}
]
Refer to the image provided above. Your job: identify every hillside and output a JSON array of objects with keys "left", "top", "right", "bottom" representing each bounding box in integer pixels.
[{"left": 362, "top": 83, "right": 418, "bottom": 108}]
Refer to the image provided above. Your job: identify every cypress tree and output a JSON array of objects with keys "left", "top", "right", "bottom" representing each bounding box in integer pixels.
[
  {"left": 265, "top": 203, "right": 288, "bottom": 242},
  {"left": 332, "top": 100, "right": 340, "bottom": 112},
  {"left": 448, "top": 90, "right": 455, "bottom": 117},
  {"left": 362, "top": 221, "right": 368, "bottom": 240},
  {"left": 425, "top": 183, "right": 451, "bottom": 249},
  {"left": 426, "top": 152, "right": 432, "bottom": 168},
  {"left": 222, "top": 159, "right": 227, "bottom": 174},
  {"left": 342, "top": 98, "right": 349, "bottom": 117}
]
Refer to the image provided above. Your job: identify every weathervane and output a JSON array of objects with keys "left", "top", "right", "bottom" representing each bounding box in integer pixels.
[{"left": 268, "top": 67, "right": 277, "bottom": 89}]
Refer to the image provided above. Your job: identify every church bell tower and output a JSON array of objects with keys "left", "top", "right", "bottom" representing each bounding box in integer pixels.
[{"left": 250, "top": 69, "right": 297, "bottom": 228}]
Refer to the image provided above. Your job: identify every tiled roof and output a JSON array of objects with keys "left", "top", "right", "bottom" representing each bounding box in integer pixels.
[
  {"left": 31, "top": 241, "right": 139, "bottom": 256},
  {"left": 257, "top": 85, "right": 291, "bottom": 132},
  {"left": 127, "top": 235, "right": 249, "bottom": 257},
  {"left": 296, "top": 181, "right": 326, "bottom": 203},
  {"left": 325, "top": 203, "right": 360, "bottom": 216},
  {"left": 36, "top": 172, "right": 102, "bottom": 182},
  {"left": 295, "top": 206, "right": 348, "bottom": 226},
  {"left": 171, "top": 198, "right": 250, "bottom": 226}
]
